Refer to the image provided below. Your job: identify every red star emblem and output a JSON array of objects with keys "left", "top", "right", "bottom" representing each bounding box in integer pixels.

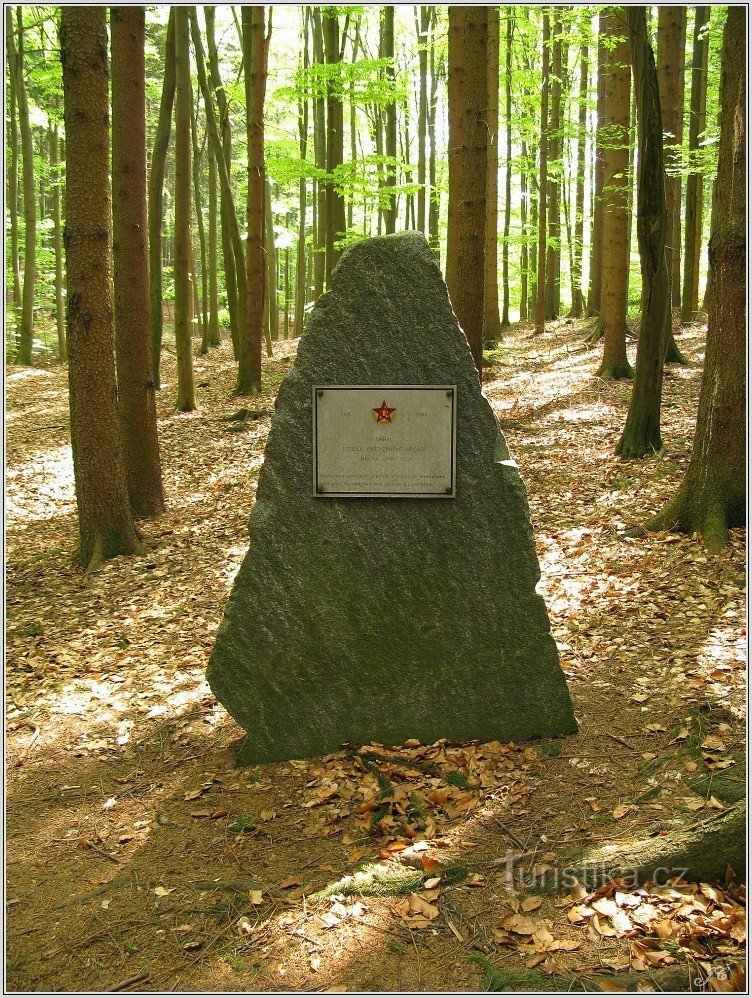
[{"left": 372, "top": 400, "right": 396, "bottom": 424}]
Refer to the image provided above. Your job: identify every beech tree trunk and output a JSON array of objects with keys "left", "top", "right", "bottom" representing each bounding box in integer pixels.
[
  {"left": 681, "top": 6, "right": 710, "bottom": 324},
  {"left": 207, "top": 145, "right": 220, "bottom": 347},
  {"left": 8, "top": 7, "right": 36, "bottom": 365},
  {"left": 295, "top": 13, "right": 310, "bottom": 338},
  {"left": 416, "top": 6, "right": 429, "bottom": 233},
  {"left": 427, "top": 8, "right": 440, "bottom": 260},
  {"left": 643, "top": 7, "right": 745, "bottom": 550},
  {"left": 382, "top": 7, "right": 397, "bottom": 234},
  {"left": 500, "top": 10, "right": 513, "bottom": 327},
  {"left": 519, "top": 141, "right": 528, "bottom": 322},
  {"left": 6, "top": 10, "right": 22, "bottom": 329},
  {"left": 236, "top": 5, "right": 268, "bottom": 395},
  {"left": 173, "top": 6, "right": 196, "bottom": 412},
  {"left": 483, "top": 6, "right": 501, "bottom": 346},
  {"left": 534, "top": 12, "right": 549, "bottom": 338},
  {"left": 312, "top": 7, "right": 327, "bottom": 298},
  {"left": 570, "top": 39, "right": 587, "bottom": 318},
  {"left": 587, "top": 26, "right": 607, "bottom": 315},
  {"left": 264, "top": 176, "right": 277, "bottom": 353},
  {"left": 447, "top": 6, "right": 487, "bottom": 376},
  {"left": 49, "top": 123, "right": 66, "bottom": 361},
  {"left": 191, "top": 95, "right": 210, "bottom": 355},
  {"left": 60, "top": 6, "right": 142, "bottom": 571},
  {"left": 658, "top": 6, "right": 689, "bottom": 364},
  {"left": 545, "top": 12, "right": 562, "bottom": 320},
  {"left": 597, "top": 7, "right": 632, "bottom": 380},
  {"left": 616, "top": 7, "right": 670, "bottom": 459},
  {"left": 323, "top": 7, "right": 346, "bottom": 281},
  {"left": 111, "top": 6, "right": 165, "bottom": 517},
  {"left": 147, "top": 8, "right": 175, "bottom": 389}
]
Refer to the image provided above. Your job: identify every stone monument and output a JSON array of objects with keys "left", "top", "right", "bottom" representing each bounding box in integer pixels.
[{"left": 208, "top": 232, "right": 577, "bottom": 763}]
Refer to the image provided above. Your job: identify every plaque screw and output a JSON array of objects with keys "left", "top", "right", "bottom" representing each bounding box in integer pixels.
[
  {"left": 317, "top": 485, "right": 324, "bottom": 493},
  {"left": 317, "top": 389, "right": 324, "bottom": 398},
  {"left": 446, "top": 390, "right": 452, "bottom": 398},
  {"left": 445, "top": 486, "right": 452, "bottom": 494}
]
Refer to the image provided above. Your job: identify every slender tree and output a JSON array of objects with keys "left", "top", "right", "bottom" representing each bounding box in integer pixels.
[
  {"left": 570, "top": 36, "right": 588, "bottom": 317},
  {"left": 681, "top": 6, "right": 710, "bottom": 323},
  {"left": 236, "top": 5, "right": 268, "bottom": 395},
  {"left": 616, "top": 7, "right": 670, "bottom": 458},
  {"left": 500, "top": 9, "right": 513, "bottom": 327},
  {"left": 111, "top": 6, "right": 165, "bottom": 516},
  {"left": 642, "top": 8, "right": 744, "bottom": 549},
  {"left": 597, "top": 7, "right": 632, "bottom": 379},
  {"left": 49, "top": 123, "right": 66, "bottom": 361},
  {"left": 483, "top": 6, "right": 501, "bottom": 345},
  {"left": 206, "top": 143, "right": 220, "bottom": 347},
  {"left": 173, "top": 6, "right": 196, "bottom": 411},
  {"left": 60, "top": 6, "right": 142, "bottom": 570},
  {"left": 311, "top": 7, "right": 327, "bottom": 297},
  {"left": 191, "top": 91, "right": 211, "bottom": 355},
  {"left": 382, "top": 7, "right": 397, "bottom": 234},
  {"left": 657, "top": 6, "right": 689, "bottom": 364},
  {"left": 447, "top": 6, "right": 487, "bottom": 374},
  {"left": 545, "top": 11, "right": 562, "bottom": 319},
  {"left": 323, "top": 7, "right": 346, "bottom": 280},
  {"left": 587, "top": 23, "right": 607, "bottom": 315},
  {"left": 294, "top": 12, "right": 310, "bottom": 338},
  {"left": 534, "top": 11, "right": 550, "bottom": 338},
  {"left": 6, "top": 9, "right": 22, "bottom": 328},
  {"left": 416, "top": 6, "right": 430, "bottom": 233},
  {"left": 7, "top": 8, "right": 36, "bottom": 364},
  {"left": 427, "top": 8, "right": 441, "bottom": 258},
  {"left": 147, "top": 8, "right": 175, "bottom": 388}
]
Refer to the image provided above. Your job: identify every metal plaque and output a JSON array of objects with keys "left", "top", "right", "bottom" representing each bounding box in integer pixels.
[{"left": 313, "top": 386, "right": 457, "bottom": 498}]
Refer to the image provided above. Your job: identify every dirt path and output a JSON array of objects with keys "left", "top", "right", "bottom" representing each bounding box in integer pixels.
[{"left": 6, "top": 322, "right": 745, "bottom": 992}]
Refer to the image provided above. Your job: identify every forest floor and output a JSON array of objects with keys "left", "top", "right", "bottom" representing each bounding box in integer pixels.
[{"left": 5, "top": 319, "right": 746, "bottom": 993}]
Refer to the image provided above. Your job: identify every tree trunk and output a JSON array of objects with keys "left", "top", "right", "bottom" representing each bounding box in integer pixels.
[
  {"left": 643, "top": 7, "right": 745, "bottom": 550},
  {"left": 597, "top": 7, "right": 633, "bottom": 380},
  {"left": 545, "top": 12, "right": 562, "bottom": 320},
  {"left": 207, "top": 144, "right": 220, "bottom": 347},
  {"left": 264, "top": 176, "right": 277, "bottom": 353},
  {"left": 658, "top": 6, "right": 689, "bottom": 364},
  {"left": 519, "top": 142, "right": 528, "bottom": 322},
  {"left": 534, "top": 11, "right": 549, "bottom": 338},
  {"left": 173, "top": 7, "right": 196, "bottom": 412},
  {"left": 381, "top": 6, "right": 397, "bottom": 234},
  {"left": 147, "top": 8, "right": 175, "bottom": 389},
  {"left": 312, "top": 7, "right": 327, "bottom": 298},
  {"left": 483, "top": 6, "right": 501, "bottom": 346},
  {"left": 615, "top": 7, "right": 670, "bottom": 458},
  {"left": 500, "top": 9, "right": 513, "bottom": 328},
  {"left": 681, "top": 6, "right": 710, "bottom": 324},
  {"left": 60, "top": 6, "right": 142, "bottom": 571},
  {"left": 427, "top": 9, "right": 440, "bottom": 260},
  {"left": 195, "top": 7, "right": 247, "bottom": 352},
  {"left": 669, "top": 11, "right": 687, "bottom": 315},
  {"left": 416, "top": 6, "right": 429, "bottom": 233},
  {"left": 6, "top": 11, "right": 22, "bottom": 330},
  {"left": 295, "top": 11, "right": 310, "bottom": 338},
  {"left": 236, "top": 5, "right": 268, "bottom": 395},
  {"left": 49, "top": 123, "right": 66, "bottom": 361},
  {"left": 111, "top": 6, "right": 165, "bottom": 517},
  {"left": 569, "top": 39, "right": 587, "bottom": 318},
  {"left": 8, "top": 7, "right": 36, "bottom": 365},
  {"left": 587, "top": 25, "right": 607, "bottom": 315},
  {"left": 447, "top": 7, "right": 486, "bottom": 374},
  {"left": 192, "top": 95, "right": 210, "bottom": 355},
  {"left": 323, "top": 7, "right": 346, "bottom": 281}
]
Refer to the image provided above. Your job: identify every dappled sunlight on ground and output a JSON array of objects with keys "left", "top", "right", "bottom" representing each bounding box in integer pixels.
[{"left": 6, "top": 322, "right": 745, "bottom": 991}]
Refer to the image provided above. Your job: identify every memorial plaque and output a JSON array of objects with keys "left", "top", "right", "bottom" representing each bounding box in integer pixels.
[{"left": 313, "top": 385, "right": 456, "bottom": 497}]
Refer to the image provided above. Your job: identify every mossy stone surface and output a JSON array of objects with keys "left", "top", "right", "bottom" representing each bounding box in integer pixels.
[{"left": 207, "top": 232, "right": 577, "bottom": 763}]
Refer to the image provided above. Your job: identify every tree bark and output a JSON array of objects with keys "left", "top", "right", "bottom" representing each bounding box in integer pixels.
[
  {"left": 534, "top": 11, "right": 549, "bottom": 338},
  {"left": 294, "top": 11, "right": 310, "bottom": 338},
  {"left": 8, "top": 7, "right": 36, "bottom": 365},
  {"left": 416, "top": 6, "right": 429, "bottom": 233},
  {"left": 60, "top": 6, "right": 142, "bottom": 571},
  {"left": 642, "top": 7, "right": 745, "bottom": 550},
  {"left": 615, "top": 7, "right": 670, "bottom": 458},
  {"left": 545, "top": 12, "right": 562, "bottom": 319},
  {"left": 569, "top": 38, "right": 587, "bottom": 318},
  {"left": 381, "top": 6, "right": 397, "bottom": 234},
  {"left": 323, "top": 8, "right": 346, "bottom": 281},
  {"left": 519, "top": 141, "right": 528, "bottom": 322},
  {"left": 658, "top": 6, "right": 689, "bottom": 364},
  {"left": 311, "top": 7, "right": 327, "bottom": 298},
  {"left": 49, "top": 123, "right": 66, "bottom": 361},
  {"left": 6, "top": 10, "right": 22, "bottom": 329},
  {"left": 111, "top": 6, "right": 165, "bottom": 517},
  {"left": 483, "top": 6, "right": 501, "bottom": 345},
  {"left": 147, "top": 8, "right": 175, "bottom": 389},
  {"left": 681, "top": 6, "right": 710, "bottom": 324},
  {"left": 447, "top": 6, "right": 487, "bottom": 376},
  {"left": 587, "top": 24, "right": 607, "bottom": 316},
  {"left": 207, "top": 143, "right": 220, "bottom": 346},
  {"left": 500, "top": 10, "right": 513, "bottom": 328},
  {"left": 426, "top": 8, "right": 440, "bottom": 260},
  {"left": 597, "top": 7, "right": 633, "bottom": 380},
  {"left": 173, "top": 7, "right": 197, "bottom": 412},
  {"left": 236, "top": 5, "right": 268, "bottom": 395},
  {"left": 264, "top": 176, "right": 277, "bottom": 352},
  {"left": 191, "top": 94, "right": 210, "bottom": 355}
]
